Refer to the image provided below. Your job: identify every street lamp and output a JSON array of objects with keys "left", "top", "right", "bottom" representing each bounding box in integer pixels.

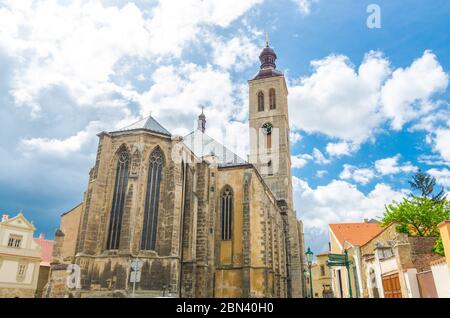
[{"left": 305, "top": 247, "right": 314, "bottom": 299}]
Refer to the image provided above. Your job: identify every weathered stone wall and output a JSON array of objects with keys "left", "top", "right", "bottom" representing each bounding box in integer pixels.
[
  {"left": 408, "top": 236, "right": 440, "bottom": 272},
  {"left": 0, "top": 288, "right": 35, "bottom": 298}
]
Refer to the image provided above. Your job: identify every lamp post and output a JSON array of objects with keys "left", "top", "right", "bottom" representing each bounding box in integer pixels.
[
  {"left": 305, "top": 247, "right": 314, "bottom": 299},
  {"left": 303, "top": 269, "right": 308, "bottom": 298}
]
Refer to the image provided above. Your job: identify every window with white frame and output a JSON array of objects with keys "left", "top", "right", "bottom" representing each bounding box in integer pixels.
[{"left": 8, "top": 235, "right": 22, "bottom": 248}]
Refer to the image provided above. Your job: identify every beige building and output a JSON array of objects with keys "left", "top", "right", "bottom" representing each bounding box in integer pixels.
[
  {"left": 328, "top": 221, "right": 384, "bottom": 298},
  {"left": 0, "top": 212, "right": 42, "bottom": 298},
  {"left": 309, "top": 252, "right": 333, "bottom": 298},
  {"left": 45, "top": 42, "right": 305, "bottom": 298}
]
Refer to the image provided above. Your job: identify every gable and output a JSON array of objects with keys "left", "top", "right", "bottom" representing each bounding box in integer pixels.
[{"left": 2, "top": 213, "right": 35, "bottom": 231}]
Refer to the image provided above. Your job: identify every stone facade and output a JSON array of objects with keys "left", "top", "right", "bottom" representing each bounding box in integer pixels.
[{"left": 45, "top": 43, "right": 302, "bottom": 298}]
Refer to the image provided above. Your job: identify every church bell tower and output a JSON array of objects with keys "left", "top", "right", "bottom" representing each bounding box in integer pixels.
[{"left": 248, "top": 39, "right": 304, "bottom": 298}]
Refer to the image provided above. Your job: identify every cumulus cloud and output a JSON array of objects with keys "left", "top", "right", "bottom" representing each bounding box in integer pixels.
[
  {"left": 434, "top": 129, "right": 450, "bottom": 165},
  {"left": 428, "top": 168, "right": 450, "bottom": 188},
  {"left": 339, "top": 164, "right": 375, "bottom": 185},
  {"left": 326, "top": 141, "right": 358, "bottom": 157},
  {"left": 291, "top": 153, "right": 314, "bottom": 169},
  {"left": 0, "top": 0, "right": 262, "bottom": 115},
  {"left": 289, "top": 52, "right": 389, "bottom": 144},
  {"left": 381, "top": 51, "right": 449, "bottom": 130},
  {"left": 294, "top": 177, "right": 408, "bottom": 251},
  {"left": 19, "top": 121, "right": 105, "bottom": 157},
  {"left": 312, "top": 148, "right": 330, "bottom": 164},
  {"left": 289, "top": 50, "right": 448, "bottom": 149},
  {"left": 374, "top": 154, "right": 418, "bottom": 176}
]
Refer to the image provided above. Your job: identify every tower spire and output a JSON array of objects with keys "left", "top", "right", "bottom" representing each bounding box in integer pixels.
[
  {"left": 266, "top": 32, "right": 269, "bottom": 47},
  {"left": 197, "top": 106, "right": 206, "bottom": 133}
]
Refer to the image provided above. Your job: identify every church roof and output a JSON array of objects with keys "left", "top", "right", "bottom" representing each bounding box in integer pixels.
[
  {"left": 115, "top": 115, "right": 171, "bottom": 136},
  {"left": 183, "top": 130, "right": 247, "bottom": 168}
]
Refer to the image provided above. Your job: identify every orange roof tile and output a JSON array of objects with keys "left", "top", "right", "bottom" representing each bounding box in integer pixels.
[{"left": 329, "top": 222, "right": 384, "bottom": 247}]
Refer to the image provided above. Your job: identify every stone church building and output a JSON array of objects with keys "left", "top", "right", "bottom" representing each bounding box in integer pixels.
[{"left": 45, "top": 43, "right": 305, "bottom": 298}]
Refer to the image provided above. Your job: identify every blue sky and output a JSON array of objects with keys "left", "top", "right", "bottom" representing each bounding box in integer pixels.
[{"left": 0, "top": 0, "right": 449, "bottom": 254}]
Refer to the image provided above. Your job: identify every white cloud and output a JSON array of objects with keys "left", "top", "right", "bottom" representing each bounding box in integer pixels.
[
  {"left": 291, "top": 0, "right": 317, "bottom": 14},
  {"left": 381, "top": 51, "right": 449, "bottom": 130},
  {"left": 289, "top": 51, "right": 389, "bottom": 144},
  {"left": 374, "top": 154, "right": 418, "bottom": 176},
  {"left": 326, "top": 141, "right": 358, "bottom": 157},
  {"left": 0, "top": 0, "right": 262, "bottom": 115},
  {"left": 312, "top": 148, "right": 330, "bottom": 164},
  {"left": 289, "top": 50, "right": 448, "bottom": 149},
  {"left": 294, "top": 177, "right": 408, "bottom": 234},
  {"left": 316, "top": 170, "right": 328, "bottom": 178},
  {"left": 211, "top": 36, "right": 259, "bottom": 71},
  {"left": 291, "top": 153, "right": 314, "bottom": 169},
  {"left": 428, "top": 168, "right": 450, "bottom": 188},
  {"left": 434, "top": 129, "right": 450, "bottom": 165},
  {"left": 19, "top": 121, "right": 104, "bottom": 157},
  {"left": 339, "top": 164, "right": 375, "bottom": 185}
]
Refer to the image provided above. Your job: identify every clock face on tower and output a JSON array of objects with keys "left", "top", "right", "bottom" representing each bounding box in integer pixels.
[{"left": 262, "top": 122, "right": 273, "bottom": 135}]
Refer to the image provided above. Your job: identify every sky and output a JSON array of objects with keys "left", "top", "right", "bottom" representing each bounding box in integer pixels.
[{"left": 0, "top": 0, "right": 449, "bottom": 255}]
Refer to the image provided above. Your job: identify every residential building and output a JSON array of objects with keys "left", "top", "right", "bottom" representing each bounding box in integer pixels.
[
  {"left": 310, "top": 252, "right": 333, "bottom": 298},
  {"left": 430, "top": 220, "right": 450, "bottom": 298},
  {"left": 328, "top": 220, "right": 384, "bottom": 298},
  {"left": 0, "top": 212, "right": 42, "bottom": 298}
]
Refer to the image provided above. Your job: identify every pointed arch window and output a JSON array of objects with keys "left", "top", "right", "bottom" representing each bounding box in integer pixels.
[
  {"left": 269, "top": 88, "right": 276, "bottom": 109},
  {"left": 107, "top": 147, "right": 129, "bottom": 250},
  {"left": 141, "top": 147, "right": 164, "bottom": 251},
  {"left": 221, "top": 187, "right": 233, "bottom": 241},
  {"left": 258, "top": 91, "right": 264, "bottom": 112}
]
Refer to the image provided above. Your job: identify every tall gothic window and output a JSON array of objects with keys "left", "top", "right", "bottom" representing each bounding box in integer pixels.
[
  {"left": 258, "top": 91, "right": 264, "bottom": 112},
  {"left": 141, "top": 147, "right": 164, "bottom": 251},
  {"left": 221, "top": 187, "right": 233, "bottom": 240},
  {"left": 269, "top": 88, "right": 276, "bottom": 109},
  {"left": 107, "top": 147, "right": 129, "bottom": 250}
]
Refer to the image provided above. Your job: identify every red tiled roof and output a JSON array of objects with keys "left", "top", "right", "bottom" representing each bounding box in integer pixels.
[
  {"left": 34, "top": 237, "right": 55, "bottom": 266},
  {"left": 329, "top": 222, "right": 384, "bottom": 247}
]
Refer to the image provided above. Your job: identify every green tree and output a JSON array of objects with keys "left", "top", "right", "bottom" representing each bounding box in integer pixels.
[{"left": 382, "top": 196, "right": 450, "bottom": 237}]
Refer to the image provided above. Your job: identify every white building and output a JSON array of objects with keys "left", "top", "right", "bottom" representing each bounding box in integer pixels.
[{"left": 0, "top": 212, "right": 42, "bottom": 298}]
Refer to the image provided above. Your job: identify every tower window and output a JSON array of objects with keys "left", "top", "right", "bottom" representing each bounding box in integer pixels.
[
  {"left": 106, "top": 146, "right": 129, "bottom": 250},
  {"left": 258, "top": 91, "right": 264, "bottom": 112},
  {"left": 141, "top": 147, "right": 164, "bottom": 251},
  {"left": 221, "top": 187, "right": 233, "bottom": 241},
  {"left": 269, "top": 88, "right": 276, "bottom": 109},
  {"left": 262, "top": 122, "right": 273, "bottom": 149}
]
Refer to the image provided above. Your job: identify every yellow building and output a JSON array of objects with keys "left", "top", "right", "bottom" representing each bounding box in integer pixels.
[
  {"left": 0, "top": 212, "right": 42, "bottom": 298},
  {"left": 309, "top": 252, "right": 333, "bottom": 298}
]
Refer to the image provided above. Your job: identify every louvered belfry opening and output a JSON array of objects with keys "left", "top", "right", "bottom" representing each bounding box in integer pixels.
[
  {"left": 141, "top": 147, "right": 164, "bottom": 251},
  {"left": 107, "top": 147, "right": 129, "bottom": 250}
]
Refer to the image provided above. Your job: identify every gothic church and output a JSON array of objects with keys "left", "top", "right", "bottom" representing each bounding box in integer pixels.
[{"left": 46, "top": 43, "right": 305, "bottom": 298}]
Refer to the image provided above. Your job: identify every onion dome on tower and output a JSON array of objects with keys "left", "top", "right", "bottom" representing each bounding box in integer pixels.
[{"left": 253, "top": 35, "right": 284, "bottom": 80}]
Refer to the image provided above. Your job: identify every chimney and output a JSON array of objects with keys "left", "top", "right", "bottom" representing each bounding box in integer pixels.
[
  {"left": 2, "top": 214, "right": 8, "bottom": 222},
  {"left": 39, "top": 233, "right": 45, "bottom": 240}
]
